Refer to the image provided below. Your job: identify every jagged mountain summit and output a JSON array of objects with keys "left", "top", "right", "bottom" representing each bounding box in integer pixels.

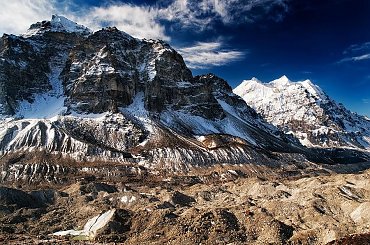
[
  {"left": 23, "top": 14, "right": 92, "bottom": 37},
  {"left": 0, "top": 16, "right": 368, "bottom": 184},
  {"left": 234, "top": 75, "right": 370, "bottom": 150}
]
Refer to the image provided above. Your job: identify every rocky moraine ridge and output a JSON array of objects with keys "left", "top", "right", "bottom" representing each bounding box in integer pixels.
[{"left": 0, "top": 15, "right": 369, "bottom": 185}]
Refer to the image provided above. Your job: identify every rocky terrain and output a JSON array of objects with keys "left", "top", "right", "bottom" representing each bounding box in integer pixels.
[
  {"left": 0, "top": 15, "right": 370, "bottom": 244},
  {"left": 234, "top": 76, "right": 370, "bottom": 150},
  {"left": 0, "top": 167, "right": 369, "bottom": 244}
]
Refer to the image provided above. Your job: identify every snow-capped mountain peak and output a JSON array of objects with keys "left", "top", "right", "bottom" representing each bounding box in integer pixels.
[
  {"left": 50, "top": 15, "right": 90, "bottom": 33},
  {"left": 0, "top": 16, "right": 368, "bottom": 174},
  {"left": 234, "top": 76, "right": 370, "bottom": 150},
  {"left": 23, "top": 15, "right": 91, "bottom": 37},
  {"left": 270, "top": 75, "right": 291, "bottom": 87},
  {"left": 299, "top": 79, "right": 326, "bottom": 101},
  {"left": 251, "top": 77, "right": 261, "bottom": 82},
  {"left": 232, "top": 77, "right": 261, "bottom": 98}
]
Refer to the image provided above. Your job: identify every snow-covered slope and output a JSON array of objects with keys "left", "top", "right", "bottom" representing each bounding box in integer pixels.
[
  {"left": 234, "top": 76, "right": 370, "bottom": 150},
  {"left": 0, "top": 16, "right": 368, "bottom": 175}
]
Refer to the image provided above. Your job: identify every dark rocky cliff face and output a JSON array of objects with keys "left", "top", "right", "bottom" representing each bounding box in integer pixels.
[
  {"left": 61, "top": 27, "right": 222, "bottom": 119},
  {"left": 0, "top": 16, "right": 368, "bottom": 177},
  {"left": 0, "top": 29, "right": 86, "bottom": 115}
]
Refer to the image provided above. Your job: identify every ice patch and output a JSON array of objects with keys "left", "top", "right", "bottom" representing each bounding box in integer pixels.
[
  {"left": 120, "top": 93, "right": 153, "bottom": 146},
  {"left": 160, "top": 100, "right": 258, "bottom": 146},
  {"left": 121, "top": 195, "right": 137, "bottom": 204},
  {"left": 16, "top": 95, "right": 66, "bottom": 119},
  {"left": 16, "top": 55, "right": 67, "bottom": 119},
  {"left": 84, "top": 47, "right": 115, "bottom": 76},
  {"left": 52, "top": 209, "right": 116, "bottom": 239}
]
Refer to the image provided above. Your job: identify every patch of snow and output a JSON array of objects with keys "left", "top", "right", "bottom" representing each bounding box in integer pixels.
[
  {"left": 148, "top": 66, "right": 156, "bottom": 80},
  {"left": 176, "top": 81, "right": 194, "bottom": 88},
  {"left": 121, "top": 195, "right": 137, "bottom": 204},
  {"left": 145, "top": 41, "right": 173, "bottom": 81},
  {"left": 227, "top": 169, "right": 239, "bottom": 176},
  {"left": 216, "top": 99, "right": 257, "bottom": 145},
  {"left": 160, "top": 100, "right": 258, "bottom": 146},
  {"left": 86, "top": 63, "right": 115, "bottom": 76},
  {"left": 16, "top": 95, "right": 65, "bottom": 119},
  {"left": 16, "top": 55, "right": 67, "bottom": 119},
  {"left": 120, "top": 93, "right": 153, "bottom": 146},
  {"left": 299, "top": 79, "right": 326, "bottom": 100},
  {"left": 161, "top": 110, "right": 219, "bottom": 135},
  {"left": 18, "top": 61, "right": 28, "bottom": 69},
  {"left": 196, "top": 135, "right": 206, "bottom": 142},
  {"left": 52, "top": 229, "right": 82, "bottom": 237},
  {"left": 84, "top": 47, "right": 115, "bottom": 76}
]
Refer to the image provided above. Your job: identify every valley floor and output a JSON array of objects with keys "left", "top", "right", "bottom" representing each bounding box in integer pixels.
[{"left": 0, "top": 167, "right": 370, "bottom": 244}]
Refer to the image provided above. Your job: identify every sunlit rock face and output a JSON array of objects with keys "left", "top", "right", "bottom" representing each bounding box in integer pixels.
[
  {"left": 235, "top": 76, "right": 370, "bottom": 150},
  {"left": 0, "top": 15, "right": 368, "bottom": 176}
]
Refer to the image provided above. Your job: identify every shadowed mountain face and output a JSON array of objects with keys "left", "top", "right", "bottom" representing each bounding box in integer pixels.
[{"left": 0, "top": 15, "right": 368, "bottom": 182}]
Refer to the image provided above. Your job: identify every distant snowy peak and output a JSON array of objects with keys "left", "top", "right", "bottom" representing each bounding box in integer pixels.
[
  {"left": 234, "top": 76, "right": 370, "bottom": 150},
  {"left": 23, "top": 15, "right": 91, "bottom": 37},
  {"left": 235, "top": 75, "right": 327, "bottom": 102},
  {"left": 270, "top": 75, "right": 291, "bottom": 87},
  {"left": 270, "top": 75, "right": 325, "bottom": 100}
]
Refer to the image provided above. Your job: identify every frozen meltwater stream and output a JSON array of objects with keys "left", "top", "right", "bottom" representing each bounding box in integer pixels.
[{"left": 16, "top": 54, "right": 68, "bottom": 119}]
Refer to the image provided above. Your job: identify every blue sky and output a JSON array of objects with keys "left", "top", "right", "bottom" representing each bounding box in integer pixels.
[{"left": 0, "top": 0, "right": 369, "bottom": 116}]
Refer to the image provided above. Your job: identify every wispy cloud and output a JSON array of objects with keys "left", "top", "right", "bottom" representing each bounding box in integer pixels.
[
  {"left": 0, "top": 1, "right": 170, "bottom": 40},
  {"left": 75, "top": 4, "right": 169, "bottom": 40},
  {"left": 339, "top": 41, "right": 370, "bottom": 63},
  {"left": 338, "top": 53, "right": 370, "bottom": 63},
  {"left": 0, "top": 0, "right": 291, "bottom": 40},
  {"left": 343, "top": 42, "right": 370, "bottom": 55},
  {"left": 362, "top": 99, "right": 369, "bottom": 104},
  {"left": 0, "top": 0, "right": 56, "bottom": 35},
  {"left": 177, "top": 41, "right": 246, "bottom": 69},
  {"left": 158, "top": 0, "right": 290, "bottom": 29}
]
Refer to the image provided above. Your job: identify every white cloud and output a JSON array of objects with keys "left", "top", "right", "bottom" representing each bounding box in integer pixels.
[
  {"left": 0, "top": 0, "right": 291, "bottom": 39},
  {"left": 177, "top": 41, "right": 246, "bottom": 69},
  {"left": 0, "top": 1, "right": 169, "bottom": 40},
  {"left": 343, "top": 41, "right": 370, "bottom": 55},
  {"left": 0, "top": 1, "right": 250, "bottom": 69},
  {"left": 158, "top": 0, "right": 290, "bottom": 29},
  {"left": 339, "top": 41, "right": 370, "bottom": 64},
  {"left": 0, "top": 0, "right": 56, "bottom": 35},
  {"left": 75, "top": 4, "right": 169, "bottom": 40},
  {"left": 352, "top": 54, "right": 370, "bottom": 61},
  {"left": 362, "top": 99, "right": 369, "bottom": 104},
  {"left": 338, "top": 53, "right": 370, "bottom": 63}
]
